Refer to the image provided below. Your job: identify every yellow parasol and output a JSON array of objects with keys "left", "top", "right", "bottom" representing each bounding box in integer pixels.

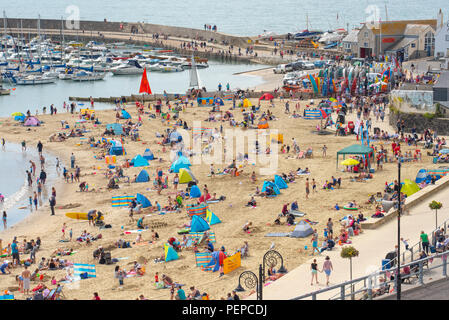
[{"left": 341, "top": 158, "right": 359, "bottom": 166}]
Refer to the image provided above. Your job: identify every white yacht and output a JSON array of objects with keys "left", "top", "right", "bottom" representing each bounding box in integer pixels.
[{"left": 111, "top": 60, "right": 144, "bottom": 75}]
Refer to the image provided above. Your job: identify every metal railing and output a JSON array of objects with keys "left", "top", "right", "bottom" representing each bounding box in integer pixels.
[{"left": 291, "top": 249, "right": 449, "bottom": 300}]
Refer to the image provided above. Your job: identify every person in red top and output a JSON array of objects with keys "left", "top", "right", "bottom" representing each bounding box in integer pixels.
[
  {"left": 218, "top": 247, "right": 227, "bottom": 277},
  {"left": 391, "top": 141, "right": 396, "bottom": 152},
  {"left": 155, "top": 272, "right": 159, "bottom": 283},
  {"left": 92, "top": 292, "right": 101, "bottom": 300}
]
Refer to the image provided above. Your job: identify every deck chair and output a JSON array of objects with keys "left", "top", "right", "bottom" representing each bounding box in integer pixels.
[
  {"left": 305, "top": 149, "right": 313, "bottom": 158},
  {"left": 53, "top": 285, "right": 65, "bottom": 300},
  {"left": 297, "top": 151, "right": 305, "bottom": 159},
  {"left": 45, "top": 289, "right": 56, "bottom": 300}
]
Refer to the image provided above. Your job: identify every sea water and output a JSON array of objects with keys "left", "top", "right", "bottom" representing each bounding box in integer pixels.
[
  {"left": 0, "top": 143, "right": 60, "bottom": 229},
  {"left": 2, "top": 0, "right": 447, "bottom": 36},
  {"left": 0, "top": 60, "right": 268, "bottom": 117}
]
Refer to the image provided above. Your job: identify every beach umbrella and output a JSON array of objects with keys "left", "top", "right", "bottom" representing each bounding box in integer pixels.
[
  {"left": 11, "top": 112, "right": 24, "bottom": 117},
  {"left": 341, "top": 158, "right": 359, "bottom": 166}
]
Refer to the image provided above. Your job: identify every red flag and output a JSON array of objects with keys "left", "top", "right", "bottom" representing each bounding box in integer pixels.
[{"left": 139, "top": 68, "right": 152, "bottom": 94}]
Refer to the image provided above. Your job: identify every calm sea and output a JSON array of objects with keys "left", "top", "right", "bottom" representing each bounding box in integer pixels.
[{"left": 2, "top": 0, "right": 447, "bottom": 36}]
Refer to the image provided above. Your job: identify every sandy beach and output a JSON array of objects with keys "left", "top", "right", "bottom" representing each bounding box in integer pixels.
[{"left": 0, "top": 90, "right": 439, "bottom": 301}]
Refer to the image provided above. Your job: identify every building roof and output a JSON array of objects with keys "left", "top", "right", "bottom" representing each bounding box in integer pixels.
[
  {"left": 388, "top": 37, "right": 416, "bottom": 52},
  {"left": 342, "top": 29, "right": 360, "bottom": 43},
  {"left": 404, "top": 24, "right": 433, "bottom": 35},
  {"left": 367, "top": 19, "right": 437, "bottom": 35},
  {"left": 434, "top": 71, "right": 449, "bottom": 89}
]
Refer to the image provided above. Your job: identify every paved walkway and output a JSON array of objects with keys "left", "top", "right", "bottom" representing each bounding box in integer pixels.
[{"left": 246, "top": 174, "right": 449, "bottom": 300}]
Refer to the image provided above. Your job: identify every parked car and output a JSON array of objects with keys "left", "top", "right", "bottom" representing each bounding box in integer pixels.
[
  {"left": 299, "top": 61, "right": 315, "bottom": 69},
  {"left": 273, "top": 64, "right": 287, "bottom": 74}
]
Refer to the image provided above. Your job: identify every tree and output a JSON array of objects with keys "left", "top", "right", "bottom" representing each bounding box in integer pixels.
[
  {"left": 341, "top": 246, "right": 359, "bottom": 299},
  {"left": 429, "top": 200, "right": 443, "bottom": 230}
]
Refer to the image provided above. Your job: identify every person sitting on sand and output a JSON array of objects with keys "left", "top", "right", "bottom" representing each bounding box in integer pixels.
[
  {"left": 246, "top": 197, "right": 256, "bottom": 207},
  {"left": 334, "top": 203, "right": 340, "bottom": 210},
  {"left": 136, "top": 233, "right": 144, "bottom": 243},
  {"left": 162, "top": 274, "right": 174, "bottom": 287},
  {"left": 79, "top": 181, "right": 88, "bottom": 192},
  {"left": 250, "top": 171, "right": 256, "bottom": 183},
  {"left": 286, "top": 214, "right": 295, "bottom": 225},
  {"left": 347, "top": 200, "right": 357, "bottom": 208},
  {"left": 291, "top": 201, "right": 299, "bottom": 212},
  {"left": 242, "top": 221, "right": 252, "bottom": 233},
  {"left": 151, "top": 230, "right": 159, "bottom": 241}
]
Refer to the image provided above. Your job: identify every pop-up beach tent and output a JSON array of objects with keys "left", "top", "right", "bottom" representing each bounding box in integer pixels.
[
  {"left": 24, "top": 116, "right": 40, "bottom": 126},
  {"left": 189, "top": 184, "right": 202, "bottom": 198},
  {"left": 170, "top": 155, "right": 191, "bottom": 173},
  {"left": 143, "top": 148, "right": 154, "bottom": 160},
  {"left": 290, "top": 220, "right": 314, "bottom": 238},
  {"left": 132, "top": 154, "right": 149, "bottom": 167},
  {"left": 179, "top": 168, "right": 196, "bottom": 184},
  {"left": 136, "top": 169, "right": 150, "bottom": 183},
  {"left": 121, "top": 109, "right": 131, "bottom": 119},
  {"left": 164, "top": 243, "right": 179, "bottom": 262},
  {"left": 261, "top": 181, "right": 280, "bottom": 195},
  {"left": 190, "top": 215, "right": 210, "bottom": 232},
  {"left": 169, "top": 131, "right": 183, "bottom": 142},
  {"left": 136, "top": 193, "right": 152, "bottom": 208},
  {"left": 274, "top": 175, "right": 288, "bottom": 189},
  {"left": 401, "top": 179, "right": 420, "bottom": 197},
  {"left": 205, "top": 209, "right": 221, "bottom": 225},
  {"left": 242, "top": 98, "right": 253, "bottom": 108},
  {"left": 415, "top": 169, "right": 428, "bottom": 184}
]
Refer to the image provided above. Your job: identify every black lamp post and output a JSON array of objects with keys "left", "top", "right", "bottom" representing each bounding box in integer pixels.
[
  {"left": 234, "top": 265, "right": 263, "bottom": 300},
  {"left": 262, "top": 250, "right": 287, "bottom": 283}
]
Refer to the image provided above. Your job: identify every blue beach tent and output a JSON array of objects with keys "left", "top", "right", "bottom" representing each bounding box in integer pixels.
[
  {"left": 170, "top": 155, "right": 191, "bottom": 173},
  {"left": 136, "top": 193, "right": 152, "bottom": 208},
  {"left": 136, "top": 169, "right": 150, "bottom": 183},
  {"left": 189, "top": 185, "right": 202, "bottom": 198},
  {"left": 261, "top": 181, "right": 280, "bottom": 195},
  {"left": 143, "top": 148, "right": 154, "bottom": 160},
  {"left": 132, "top": 154, "right": 149, "bottom": 167},
  {"left": 121, "top": 109, "right": 131, "bottom": 119},
  {"left": 274, "top": 175, "right": 288, "bottom": 189},
  {"left": 190, "top": 215, "right": 210, "bottom": 232}
]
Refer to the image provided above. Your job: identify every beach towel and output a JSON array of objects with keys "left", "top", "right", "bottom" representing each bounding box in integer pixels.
[
  {"left": 124, "top": 229, "right": 147, "bottom": 234},
  {"left": 304, "top": 219, "right": 319, "bottom": 225},
  {"left": 188, "top": 231, "right": 216, "bottom": 243},
  {"left": 73, "top": 263, "right": 96, "bottom": 279},
  {"left": 206, "top": 200, "right": 220, "bottom": 204},
  {"left": 265, "top": 233, "right": 291, "bottom": 237}
]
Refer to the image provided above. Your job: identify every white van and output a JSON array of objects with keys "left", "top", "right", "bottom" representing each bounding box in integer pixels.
[{"left": 273, "top": 64, "right": 287, "bottom": 74}]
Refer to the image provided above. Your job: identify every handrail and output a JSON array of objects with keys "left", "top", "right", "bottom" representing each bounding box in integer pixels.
[{"left": 291, "top": 249, "right": 449, "bottom": 300}]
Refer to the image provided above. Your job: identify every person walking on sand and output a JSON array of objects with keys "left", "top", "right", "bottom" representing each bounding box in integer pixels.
[
  {"left": 21, "top": 140, "right": 26, "bottom": 152},
  {"left": 62, "top": 223, "right": 66, "bottom": 239},
  {"left": 173, "top": 173, "right": 179, "bottom": 190},
  {"left": 70, "top": 153, "right": 76, "bottom": 169},
  {"left": 305, "top": 178, "right": 310, "bottom": 199},
  {"left": 22, "top": 266, "right": 31, "bottom": 296},
  {"left": 311, "top": 259, "right": 319, "bottom": 285},
  {"left": 321, "top": 256, "right": 333, "bottom": 286},
  {"left": 37, "top": 141, "right": 43, "bottom": 156},
  {"left": 33, "top": 192, "right": 38, "bottom": 210},
  {"left": 2, "top": 211, "right": 7, "bottom": 229},
  {"left": 49, "top": 195, "right": 56, "bottom": 216}
]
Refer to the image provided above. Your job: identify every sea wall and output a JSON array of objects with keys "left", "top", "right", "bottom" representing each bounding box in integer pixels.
[
  {"left": 388, "top": 108, "right": 449, "bottom": 135},
  {"left": 1, "top": 18, "right": 251, "bottom": 47}
]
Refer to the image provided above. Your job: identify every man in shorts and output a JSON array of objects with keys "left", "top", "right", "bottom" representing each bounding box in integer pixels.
[
  {"left": 305, "top": 178, "right": 310, "bottom": 199},
  {"left": 22, "top": 266, "right": 31, "bottom": 295},
  {"left": 87, "top": 209, "right": 97, "bottom": 227},
  {"left": 11, "top": 239, "right": 20, "bottom": 266}
]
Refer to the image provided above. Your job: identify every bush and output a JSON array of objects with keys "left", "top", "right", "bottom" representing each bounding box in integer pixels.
[{"left": 340, "top": 246, "right": 359, "bottom": 259}]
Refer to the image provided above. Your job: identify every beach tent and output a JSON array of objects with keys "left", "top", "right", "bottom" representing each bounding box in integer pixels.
[
  {"left": 136, "top": 193, "right": 152, "bottom": 208},
  {"left": 213, "top": 97, "right": 224, "bottom": 106},
  {"left": 290, "top": 220, "right": 314, "bottom": 238},
  {"left": 205, "top": 209, "right": 221, "bottom": 225},
  {"left": 136, "top": 169, "right": 150, "bottom": 183},
  {"left": 257, "top": 118, "right": 269, "bottom": 129},
  {"left": 142, "top": 148, "right": 154, "bottom": 160},
  {"left": 190, "top": 215, "right": 210, "bottom": 232},
  {"left": 169, "top": 131, "right": 182, "bottom": 142},
  {"left": 401, "top": 179, "right": 420, "bottom": 197},
  {"left": 24, "top": 116, "right": 40, "bottom": 126},
  {"left": 261, "top": 181, "right": 280, "bottom": 195},
  {"left": 109, "top": 146, "right": 124, "bottom": 156},
  {"left": 242, "top": 98, "right": 253, "bottom": 108},
  {"left": 336, "top": 144, "right": 374, "bottom": 169},
  {"left": 14, "top": 115, "right": 25, "bottom": 122},
  {"left": 132, "top": 154, "right": 149, "bottom": 167},
  {"left": 164, "top": 243, "right": 179, "bottom": 262},
  {"left": 170, "top": 155, "right": 191, "bottom": 173},
  {"left": 106, "top": 123, "right": 123, "bottom": 135},
  {"left": 121, "top": 109, "right": 131, "bottom": 119},
  {"left": 274, "top": 175, "right": 288, "bottom": 189},
  {"left": 259, "top": 93, "right": 274, "bottom": 100},
  {"left": 189, "top": 184, "right": 202, "bottom": 198},
  {"left": 179, "top": 168, "right": 196, "bottom": 183},
  {"left": 415, "top": 169, "right": 428, "bottom": 184}
]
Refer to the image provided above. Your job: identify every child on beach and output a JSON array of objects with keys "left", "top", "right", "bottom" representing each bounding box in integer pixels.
[{"left": 62, "top": 223, "right": 66, "bottom": 239}]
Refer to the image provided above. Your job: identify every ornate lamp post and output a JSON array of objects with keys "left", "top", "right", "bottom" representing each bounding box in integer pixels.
[
  {"left": 235, "top": 265, "right": 263, "bottom": 300},
  {"left": 262, "top": 250, "right": 287, "bottom": 283}
]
